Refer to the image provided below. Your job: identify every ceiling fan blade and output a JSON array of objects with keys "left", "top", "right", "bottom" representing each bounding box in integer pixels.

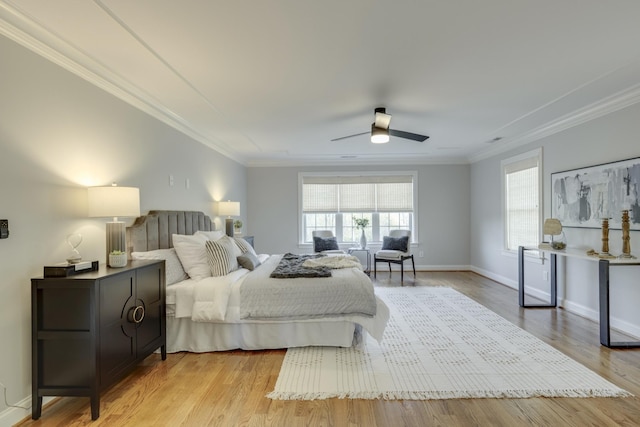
[
  {"left": 389, "top": 128, "right": 429, "bottom": 142},
  {"left": 330, "top": 131, "right": 369, "bottom": 142}
]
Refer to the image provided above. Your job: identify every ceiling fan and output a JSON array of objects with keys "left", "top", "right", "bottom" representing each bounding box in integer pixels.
[{"left": 331, "top": 107, "right": 429, "bottom": 144}]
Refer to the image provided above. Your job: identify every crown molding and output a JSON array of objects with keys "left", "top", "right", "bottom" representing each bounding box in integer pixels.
[
  {"left": 246, "top": 155, "right": 469, "bottom": 168},
  {"left": 468, "top": 83, "right": 640, "bottom": 163},
  {"left": 0, "top": 3, "right": 244, "bottom": 165}
]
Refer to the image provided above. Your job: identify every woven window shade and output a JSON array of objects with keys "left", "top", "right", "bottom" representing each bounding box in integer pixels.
[
  {"left": 302, "top": 175, "right": 414, "bottom": 213},
  {"left": 505, "top": 164, "right": 539, "bottom": 249}
]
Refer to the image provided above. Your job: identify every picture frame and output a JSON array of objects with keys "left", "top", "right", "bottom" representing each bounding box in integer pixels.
[{"left": 551, "top": 156, "right": 640, "bottom": 230}]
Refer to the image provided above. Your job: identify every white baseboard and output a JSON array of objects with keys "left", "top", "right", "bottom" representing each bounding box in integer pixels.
[
  {"left": 469, "top": 266, "right": 640, "bottom": 340},
  {"left": 469, "top": 266, "right": 517, "bottom": 289},
  {"left": 0, "top": 395, "right": 56, "bottom": 427}
]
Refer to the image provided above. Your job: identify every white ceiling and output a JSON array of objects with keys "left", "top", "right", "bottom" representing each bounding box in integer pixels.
[{"left": 2, "top": 0, "right": 640, "bottom": 166}]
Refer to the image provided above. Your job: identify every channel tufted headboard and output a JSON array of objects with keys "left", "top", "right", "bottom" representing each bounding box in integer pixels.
[{"left": 126, "top": 210, "right": 215, "bottom": 255}]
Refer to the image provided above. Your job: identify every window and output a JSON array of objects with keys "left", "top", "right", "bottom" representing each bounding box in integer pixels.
[
  {"left": 502, "top": 149, "right": 542, "bottom": 251},
  {"left": 300, "top": 172, "right": 417, "bottom": 244}
]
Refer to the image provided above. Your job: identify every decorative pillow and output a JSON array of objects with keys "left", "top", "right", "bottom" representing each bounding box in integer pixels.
[
  {"left": 172, "top": 233, "right": 211, "bottom": 280},
  {"left": 237, "top": 252, "right": 261, "bottom": 271},
  {"left": 313, "top": 236, "right": 339, "bottom": 252},
  {"left": 131, "top": 248, "right": 188, "bottom": 285},
  {"left": 195, "top": 230, "right": 226, "bottom": 241},
  {"left": 242, "top": 235, "right": 255, "bottom": 248},
  {"left": 205, "top": 235, "right": 242, "bottom": 277},
  {"left": 382, "top": 235, "right": 409, "bottom": 252},
  {"left": 234, "top": 237, "right": 257, "bottom": 256}
]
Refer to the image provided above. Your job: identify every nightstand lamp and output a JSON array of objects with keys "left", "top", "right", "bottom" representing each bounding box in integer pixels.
[
  {"left": 218, "top": 200, "right": 240, "bottom": 236},
  {"left": 88, "top": 184, "right": 140, "bottom": 265}
]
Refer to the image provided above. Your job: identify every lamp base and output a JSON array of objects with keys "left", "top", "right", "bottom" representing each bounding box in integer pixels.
[
  {"left": 106, "top": 221, "right": 127, "bottom": 266},
  {"left": 225, "top": 218, "right": 234, "bottom": 237}
]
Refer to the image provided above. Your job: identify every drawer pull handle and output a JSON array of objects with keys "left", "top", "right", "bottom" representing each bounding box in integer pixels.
[{"left": 129, "top": 305, "right": 145, "bottom": 324}]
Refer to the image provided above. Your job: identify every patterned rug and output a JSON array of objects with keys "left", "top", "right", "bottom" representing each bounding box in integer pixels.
[{"left": 267, "top": 287, "right": 631, "bottom": 400}]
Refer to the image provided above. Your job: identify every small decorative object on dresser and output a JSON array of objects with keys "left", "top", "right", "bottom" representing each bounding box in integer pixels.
[
  {"left": 65, "top": 233, "right": 83, "bottom": 263},
  {"left": 233, "top": 219, "right": 243, "bottom": 235},
  {"left": 31, "top": 260, "right": 166, "bottom": 420},
  {"left": 108, "top": 250, "right": 128, "bottom": 267}
]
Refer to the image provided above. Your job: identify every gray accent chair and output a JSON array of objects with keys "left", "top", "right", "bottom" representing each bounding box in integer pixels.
[{"left": 374, "top": 229, "right": 415, "bottom": 283}]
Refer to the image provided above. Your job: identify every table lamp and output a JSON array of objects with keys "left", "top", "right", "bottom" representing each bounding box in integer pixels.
[
  {"left": 218, "top": 200, "right": 240, "bottom": 236},
  {"left": 88, "top": 184, "right": 140, "bottom": 265}
]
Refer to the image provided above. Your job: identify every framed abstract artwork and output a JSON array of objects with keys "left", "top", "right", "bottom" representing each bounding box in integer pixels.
[{"left": 551, "top": 157, "right": 640, "bottom": 229}]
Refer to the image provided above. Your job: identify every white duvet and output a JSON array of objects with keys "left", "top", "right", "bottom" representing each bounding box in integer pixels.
[{"left": 166, "top": 254, "right": 389, "bottom": 341}]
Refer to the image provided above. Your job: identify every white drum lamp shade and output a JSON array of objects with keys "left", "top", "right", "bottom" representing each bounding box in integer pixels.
[
  {"left": 88, "top": 185, "right": 140, "bottom": 265},
  {"left": 218, "top": 200, "right": 240, "bottom": 236}
]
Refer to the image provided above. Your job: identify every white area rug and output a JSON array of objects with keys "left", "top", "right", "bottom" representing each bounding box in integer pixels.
[{"left": 268, "top": 287, "right": 631, "bottom": 400}]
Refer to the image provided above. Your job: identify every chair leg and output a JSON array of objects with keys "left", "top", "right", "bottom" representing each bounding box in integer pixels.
[
  {"left": 374, "top": 259, "right": 377, "bottom": 277},
  {"left": 411, "top": 255, "right": 416, "bottom": 277},
  {"left": 388, "top": 262, "right": 391, "bottom": 274},
  {"left": 400, "top": 261, "right": 404, "bottom": 284}
]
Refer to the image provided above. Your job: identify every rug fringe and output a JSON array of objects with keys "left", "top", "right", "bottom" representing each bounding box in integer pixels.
[{"left": 266, "top": 388, "right": 632, "bottom": 401}]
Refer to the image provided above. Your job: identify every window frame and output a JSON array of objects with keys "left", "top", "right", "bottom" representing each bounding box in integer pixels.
[
  {"left": 501, "top": 148, "right": 543, "bottom": 253},
  {"left": 298, "top": 171, "right": 418, "bottom": 246}
]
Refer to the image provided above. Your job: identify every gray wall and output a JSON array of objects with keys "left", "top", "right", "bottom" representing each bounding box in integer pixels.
[
  {"left": 0, "top": 35, "right": 246, "bottom": 424},
  {"left": 247, "top": 164, "right": 471, "bottom": 268},
  {"left": 470, "top": 102, "right": 640, "bottom": 338}
]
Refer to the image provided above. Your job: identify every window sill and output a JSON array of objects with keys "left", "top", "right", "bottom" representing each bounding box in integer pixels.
[{"left": 501, "top": 249, "right": 544, "bottom": 264}]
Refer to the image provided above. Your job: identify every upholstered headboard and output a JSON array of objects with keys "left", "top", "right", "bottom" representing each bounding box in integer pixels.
[{"left": 126, "top": 210, "right": 215, "bottom": 254}]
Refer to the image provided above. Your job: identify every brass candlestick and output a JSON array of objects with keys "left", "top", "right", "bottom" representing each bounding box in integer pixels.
[
  {"left": 601, "top": 218, "right": 611, "bottom": 255},
  {"left": 619, "top": 210, "right": 635, "bottom": 259}
]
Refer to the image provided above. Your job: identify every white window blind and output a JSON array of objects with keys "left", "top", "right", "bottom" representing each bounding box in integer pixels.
[
  {"left": 302, "top": 175, "right": 413, "bottom": 213},
  {"left": 503, "top": 151, "right": 541, "bottom": 251}
]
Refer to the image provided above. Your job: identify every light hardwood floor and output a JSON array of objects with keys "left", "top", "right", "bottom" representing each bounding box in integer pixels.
[{"left": 19, "top": 272, "right": 640, "bottom": 427}]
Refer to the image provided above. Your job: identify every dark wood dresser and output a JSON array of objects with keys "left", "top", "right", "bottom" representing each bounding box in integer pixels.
[{"left": 31, "top": 260, "right": 166, "bottom": 420}]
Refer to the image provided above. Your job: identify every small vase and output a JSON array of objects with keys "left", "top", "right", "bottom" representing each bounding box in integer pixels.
[{"left": 359, "top": 229, "right": 367, "bottom": 249}]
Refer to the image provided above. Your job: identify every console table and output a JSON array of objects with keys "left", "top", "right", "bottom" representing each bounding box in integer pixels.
[{"left": 518, "top": 246, "right": 640, "bottom": 348}]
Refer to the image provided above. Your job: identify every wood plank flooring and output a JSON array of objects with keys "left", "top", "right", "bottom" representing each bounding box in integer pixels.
[{"left": 18, "top": 272, "right": 640, "bottom": 426}]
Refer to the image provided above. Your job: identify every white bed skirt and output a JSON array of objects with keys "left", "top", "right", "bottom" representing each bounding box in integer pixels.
[{"left": 165, "top": 316, "right": 358, "bottom": 352}]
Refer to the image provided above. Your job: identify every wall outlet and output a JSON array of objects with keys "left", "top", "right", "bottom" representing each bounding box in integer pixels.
[
  {"left": 419, "top": 251, "right": 424, "bottom": 258},
  {"left": 542, "top": 270, "right": 549, "bottom": 281},
  {"left": 0, "top": 219, "right": 8, "bottom": 239}
]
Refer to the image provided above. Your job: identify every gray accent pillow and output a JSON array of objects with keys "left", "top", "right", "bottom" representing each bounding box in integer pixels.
[
  {"left": 237, "top": 252, "right": 261, "bottom": 271},
  {"left": 242, "top": 235, "right": 254, "bottom": 248},
  {"left": 382, "top": 236, "right": 409, "bottom": 252},
  {"left": 313, "top": 236, "right": 339, "bottom": 252}
]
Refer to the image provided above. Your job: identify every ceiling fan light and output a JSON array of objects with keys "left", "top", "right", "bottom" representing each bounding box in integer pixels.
[{"left": 371, "top": 124, "right": 389, "bottom": 143}]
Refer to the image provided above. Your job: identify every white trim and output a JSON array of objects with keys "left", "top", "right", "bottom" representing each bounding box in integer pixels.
[
  {"left": 298, "top": 171, "right": 419, "bottom": 245},
  {"left": 0, "top": 4, "right": 243, "bottom": 165},
  {"left": 0, "top": 396, "right": 55, "bottom": 427},
  {"left": 469, "top": 83, "right": 640, "bottom": 164},
  {"left": 501, "top": 148, "right": 543, "bottom": 252}
]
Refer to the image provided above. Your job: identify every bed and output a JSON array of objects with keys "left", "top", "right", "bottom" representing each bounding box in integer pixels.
[{"left": 126, "top": 210, "right": 389, "bottom": 352}]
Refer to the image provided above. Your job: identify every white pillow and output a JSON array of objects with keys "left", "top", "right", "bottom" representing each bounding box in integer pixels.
[
  {"left": 172, "top": 233, "right": 211, "bottom": 280},
  {"left": 195, "top": 230, "right": 226, "bottom": 241},
  {"left": 205, "top": 235, "right": 242, "bottom": 277},
  {"left": 131, "top": 248, "right": 188, "bottom": 285}
]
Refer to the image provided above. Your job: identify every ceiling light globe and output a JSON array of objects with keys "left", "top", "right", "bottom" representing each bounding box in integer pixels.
[{"left": 371, "top": 134, "right": 389, "bottom": 143}]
